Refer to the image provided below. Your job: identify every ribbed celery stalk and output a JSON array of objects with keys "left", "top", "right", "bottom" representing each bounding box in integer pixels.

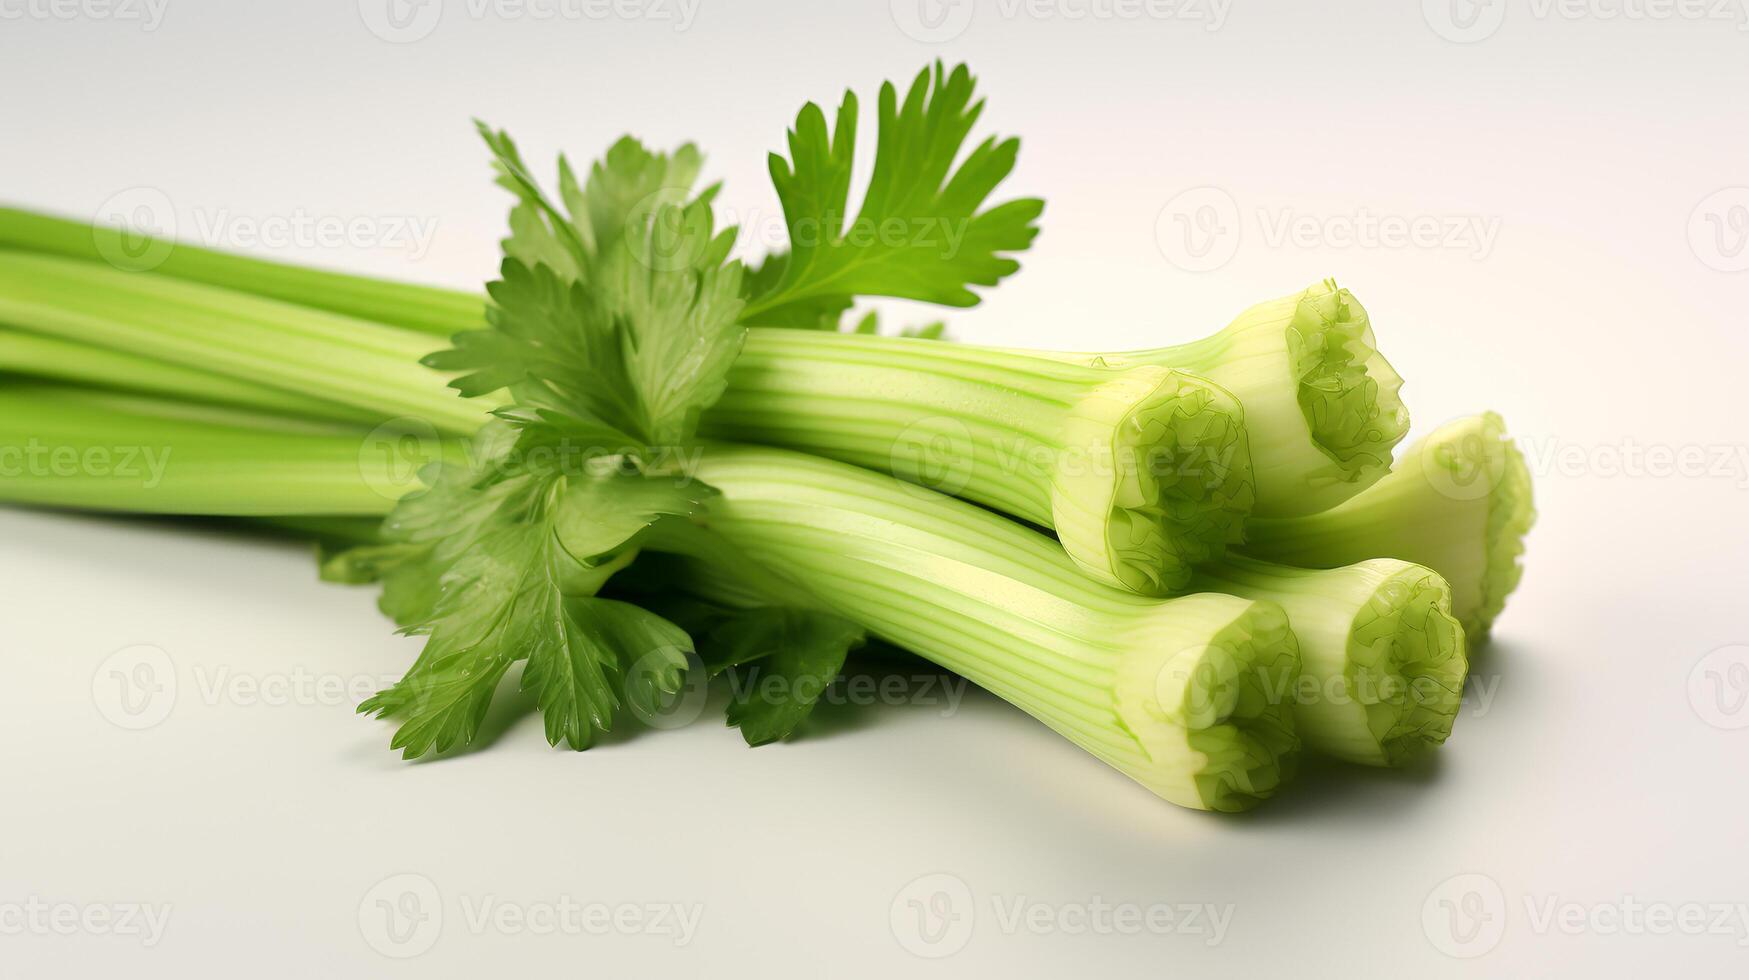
[
  {"left": 1041, "top": 281, "right": 1409, "bottom": 518},
  {"left": 673, "top": 445, "right": 1301, "bottom": 811},
  {"left": 0, "top": 386, "right": 420, "bottom": 515},
  {"left": 0, "top": 207, "right": 486, "bottom": 336},
  {"left": 0, "top": 252, "right": 490, "bottom": 435},
  {"left": 1243, "top": 413, "right": 1535, "bottom": 638},
  {"left": 0, "top": 250, "right": 1253, "bottom": 596},
  {"left": 1192, "top": 557, "right": 1466, "bottom": 766},
  {"left": 702, "top": 329, "right": 1256, "bottom": 595},
  {"left": 0, "top": 329, "right": 366, "bottom": 424}
]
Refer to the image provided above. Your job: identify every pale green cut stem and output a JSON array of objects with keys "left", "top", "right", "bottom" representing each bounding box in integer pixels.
[
  {"left": 0, "top": 206, "right": 487, "bottom": 336},
  {"left": 1192, "top": 556, "right": 1467, "bottom": 767},
  {"left": 703, "top": 328, "right": 1256, "bottom": 595},
  {"left": 670, "top": 444, "right": 1301, "bottom": 812},
  {"left": 1041, "top": 281, "right": 1410, "bottom": 518},
  {"left": 0, "top": 251, "right": 491, "bottom": 436},
  {"left": 1243, "top": 413, "right": 1535, "bottom": 639},
  {"left": 0, "top": 385, "right": 419, "bottom": 516}
]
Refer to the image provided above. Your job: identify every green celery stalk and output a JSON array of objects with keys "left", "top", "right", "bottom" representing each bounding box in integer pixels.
[
  {"left": 0, "top": 386, "right": 1303, "bottom": 809},
  {"left": 0, "top": 328, "right": 369, "bottom": 424},
  {"left": 1035, "top": 281, "right": 1409, "bottom": 518},
  {"left": 0, "top": 252, "right": 492, "bottom": 435},
  {"left": 1192, "top": 557, "right": 1466, "bottom": 766},
  {"left": 0, "top": 250, "right": 1255, "bottom": 596},
  {"left": 0, "top": 206, "right": 487, "bottom": 336},
  {"left": 0, "top": 385, "right": 426, "bottom": 516},
  {"left": 1243, "top": 413, "right": 1536, "bottom": 638},
  {"left": 701, "top": 328, "right": 1255, "bottom": 595},
  {"left": 668, "top": 444, "right": 1301, "bottom": 811}
]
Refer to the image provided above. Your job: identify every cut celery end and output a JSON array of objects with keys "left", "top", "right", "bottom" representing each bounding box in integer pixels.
[
  {"left": 1052, "top": 367, "right": 1254, "bottom": 595},
  {"left": 682, "top": 444, "right": 1301, "bottom": 812},
  {"left": 709, "top": 330, "right": 1257, "bottom": 596},
  {"left": 1243, "top": 413, "right": 1535, "bottom": 639},
  {"left": 1056, "top": 281, "right": 1409, "bottom": 517},
  {"left": 1196, "top": 557, "right": 1468, "bottom": 766}
]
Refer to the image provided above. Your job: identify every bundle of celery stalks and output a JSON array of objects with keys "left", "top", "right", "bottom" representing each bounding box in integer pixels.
[{"left": 0, "top": 64, "right": 1533, "bottom": 812}]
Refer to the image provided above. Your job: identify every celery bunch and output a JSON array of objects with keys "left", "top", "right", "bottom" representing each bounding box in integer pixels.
[{"left": 0, "top": 62, "right": 1534, "bottom": 812}]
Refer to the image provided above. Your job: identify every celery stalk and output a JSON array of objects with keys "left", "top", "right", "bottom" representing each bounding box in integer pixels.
[
  {"left": 0, "top": 385, "right": 419, "bottom": 516},
  {"left": 672, "top": 444, "right": 1302, "bottom": 811},
  {"left": 1192, "top": 557, "right": 1466, "bottom": 766},
  {"left": 1243, "top": 413, "right": 1535, "bottom": 638},
  {"left": 0, "top": 250, "right": 1256, "bottom": 596},
  {"left": 1040, "top": 281, "right": 1409, "bottom": 518},
  {"left": 701, "top": 329, "right": 1256, "bottom": 594},
  {"left": 0, "top": 207, "right": 486, "bottom": 336},
  {"left": 0, "top": 252, "right": 491, "bottom": 435}
]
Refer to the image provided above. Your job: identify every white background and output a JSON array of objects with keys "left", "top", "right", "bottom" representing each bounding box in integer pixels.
[{"left": 3, "top": 0, "right": 1748, "bottom": 976}]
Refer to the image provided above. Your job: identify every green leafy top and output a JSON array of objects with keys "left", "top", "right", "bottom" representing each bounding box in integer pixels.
[
  {"left": 351, "top": 63, "right": 1039, "bottom": 757},
  {"left": 742, "top": 62, "right": 1044, "bottom": 329}
]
